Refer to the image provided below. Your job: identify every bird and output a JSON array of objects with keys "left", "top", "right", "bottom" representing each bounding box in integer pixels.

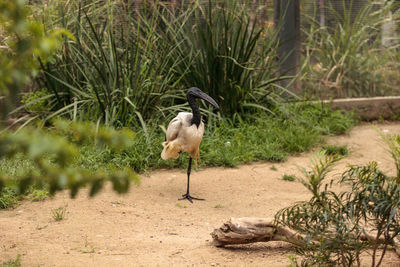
[{"left": 161, "top": 87, "right": 219, "bottom": 203}]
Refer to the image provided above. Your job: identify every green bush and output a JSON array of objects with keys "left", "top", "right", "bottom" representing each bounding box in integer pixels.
[{"left": 276, "top": 132, "right": 400, "bottom": 266}]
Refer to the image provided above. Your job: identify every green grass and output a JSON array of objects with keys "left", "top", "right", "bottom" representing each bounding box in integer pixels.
[
  {"left": 0, "top": 104, "right": 354, "bottom": 209},
  {"left": 51, "top": 206, "right": 67, "bottom": 221},
  {"left": 0, "top": 255, "right": 21, "bottom": 267},
  {"left": 112, "top": 104, "right": 354, "bottom": 172},
  {"left": 322, "top": 145, "right": 349, "bottom": 157},
  {"left": 0, "top": 188, "right": 19, "bottom": 209},
  {"left": 282, "top": 174, "right": 296, "bottom": 182},
  {"left": 302, "top": 1, "right": 399, "bottom": 98}
]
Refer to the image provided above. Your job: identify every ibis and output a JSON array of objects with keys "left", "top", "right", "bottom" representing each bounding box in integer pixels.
[{"left": 161, "top": 87, "right": 219, "bottom": 203}]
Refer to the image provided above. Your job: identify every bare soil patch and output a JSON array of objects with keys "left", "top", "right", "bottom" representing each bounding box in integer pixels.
[{"left": 2, "top": 123, "right": 400, "bottom": 266}]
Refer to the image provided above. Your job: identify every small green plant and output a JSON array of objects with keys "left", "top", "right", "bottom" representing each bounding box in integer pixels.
[
  {"left": 322, "top": 144, "right": 349, "bottom": 156},
  {"left": 282, "top": 174, "right": 296, "bottom": 182},
  {"left": 51, "top": 206, "right": 67, "bottom": 221},
  {"left": 270, "top": 165, "right": 277, "bottom": 171},
  {"left": 214, "top": 204, "right": 224, "bottom": 209},
  {"left": 21, "top": 89, "right": 51, "bottom": 114},
  {"left": 72, "top": 236, "right": 95, "bottom": 254},
  {"left": 26, "top": 189, "right": 49, "bottom": 202},
  {"left": 36, "top": 225, "right": 48, "bottom": 230},
  {"left": 0, "top": 254, "right": 21, "bottom": 267},
  {"left": 81, "top": 236, "right": 95, "bottom": 254},
  {"left": 0, "top": 187, "right": 19, "bottom": 209},
  {"left": 175, "top": 202, "right": 187, "bottom": 209}
]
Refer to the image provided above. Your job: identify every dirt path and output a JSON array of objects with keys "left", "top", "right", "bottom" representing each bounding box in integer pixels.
[{"left": 2, "top": 123, "right": 400, "bottom": 266}]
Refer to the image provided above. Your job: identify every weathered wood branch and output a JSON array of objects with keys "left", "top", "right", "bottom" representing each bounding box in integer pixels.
[
  {"left": 210, "top": 217, "right": 304, "bottom": 247},
  {"left": 211, "top": 217, "right": 400, "bottom": 256}
]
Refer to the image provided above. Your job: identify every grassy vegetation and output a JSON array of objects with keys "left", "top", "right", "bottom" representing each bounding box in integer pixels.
[
  {"left": 282, "top": 174, "right": 296, "bottom": 182},
  {"left": 77, "top": 103, "right": 353, "bottom": 172},
  {"left": 51, "top": 206, "right": 67, "bottom": 221},
  {"left": 302, "top": 1, "right": 400, "bottom": 98},
  {"left": 322, "top": 144, "right": 349, "bottom": 157},
  {"left": 0, "top": 104, "right": 354, "bottom": 209},
  {"left": 15, "top": 0, "right": 284, "bottom": 127},
  {"left": 0, "top": 255, "right": 21, "bottom": 267}
]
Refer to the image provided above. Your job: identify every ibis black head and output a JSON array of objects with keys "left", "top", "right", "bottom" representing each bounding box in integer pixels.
[{"left": 187, "top": 87, "right": 219, "bottom": 110}]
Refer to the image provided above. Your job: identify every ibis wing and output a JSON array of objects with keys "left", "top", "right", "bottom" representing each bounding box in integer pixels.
[
  {"left": 165, "top": 117, "right": 183, "bottom": 142},
  {"left": 165, "top": 112, "right": 193, "bottom": 141}
]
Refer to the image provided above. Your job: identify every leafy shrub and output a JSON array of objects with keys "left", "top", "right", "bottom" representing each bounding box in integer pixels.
[
  {"left": 276, "top": 132, "right": 400, "bottom": 266},
  {"left": 21, "top": 89, "right": 51, "bottom": 114}
]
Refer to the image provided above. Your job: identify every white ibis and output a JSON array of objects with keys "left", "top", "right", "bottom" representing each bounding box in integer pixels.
[{"left": 161, "top": 87, "right": 219, "bottom": 202}]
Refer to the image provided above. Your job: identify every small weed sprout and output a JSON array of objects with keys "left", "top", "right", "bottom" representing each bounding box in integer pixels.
[
  {"left": 27, "top": 189, "right": 48, "bottom": 202},
  {"left": 282, "top": 174, "right": 296, "bottom": 181},
  {"left": 36, "top": 225, "right": 48, "bottom": 230},
  {"left": 81, "top": 236, "right": 95, "bottom": 254},
  {"left": 0, "top": 254, "right": 21, "bottom": 267},
  {"left": 51, "top": 206, "right": 67, "bottom": 221},
  {"left": 214, "top": 204, "right": 224, "bottom": 209},
  {"left": 175, "top": 203, "right": 187, "bottom": 209},
  {"left": 270, "top": 165, "right": 277, "bottom": 171},
  {"left": 322, "top": 145, "right": 349, "bottom": 156}
]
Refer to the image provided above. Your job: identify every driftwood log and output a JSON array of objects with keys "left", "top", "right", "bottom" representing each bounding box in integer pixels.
[
  {"left": 210, "top": 217, "right": 304, "bottom": 247},
  {"left": 211, "top": 217, "right": 400, "bottom": 256}
]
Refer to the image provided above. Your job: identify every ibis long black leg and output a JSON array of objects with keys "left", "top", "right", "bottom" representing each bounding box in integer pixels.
[{"left": 179, "top": 157, "right": 205, "bottom": 203}]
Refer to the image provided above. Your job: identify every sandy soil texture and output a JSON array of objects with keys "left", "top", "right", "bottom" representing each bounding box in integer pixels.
[{"left": 1, "top": 123, "right": 400, "bottom": 266}]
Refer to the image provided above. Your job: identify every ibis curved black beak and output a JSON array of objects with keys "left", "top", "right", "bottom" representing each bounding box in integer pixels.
[{"left": 187, "top": 87, "right": 219, "bottom": 111}]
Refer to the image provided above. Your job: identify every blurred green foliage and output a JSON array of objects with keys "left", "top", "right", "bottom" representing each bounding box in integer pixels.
[
  {"left": 0, "top": 119, "right": 140, "bottom": 198},
  {"left": 0, "top": 0, "right": 72, "bottom": 116},
  {"left": 302, "top": 1, "right": 400, "bottom": 98},
  {"left": 0, "top": 1, "right": 139, "bottom": 202}
]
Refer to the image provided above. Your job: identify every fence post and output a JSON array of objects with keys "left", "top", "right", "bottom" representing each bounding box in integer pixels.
[{"left": 274, "top": 0, "right": 301, "bottom": 96}]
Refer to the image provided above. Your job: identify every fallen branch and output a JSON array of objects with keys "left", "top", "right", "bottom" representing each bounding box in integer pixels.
[
  {"left": 211, "top": 217, "right": 400, "bottom": 256},
  {"left": 210, "top": 217, "right": 304, "bottom": 247}
]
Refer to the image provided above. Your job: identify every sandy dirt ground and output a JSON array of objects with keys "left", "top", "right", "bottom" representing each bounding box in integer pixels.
[{"left": 2, "top": 123, "right": 400, "bottom": 266}]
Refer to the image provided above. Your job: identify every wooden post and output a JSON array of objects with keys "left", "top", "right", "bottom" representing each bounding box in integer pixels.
[
  {"left": 319, "top": 0, "right": 325, "bottom": 27},
  {"left": 274, "top": 0, "right": 301, "bottom": 96}
]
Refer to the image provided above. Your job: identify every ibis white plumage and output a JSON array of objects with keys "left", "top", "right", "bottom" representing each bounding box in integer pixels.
[{"left": 161, "top": 87, "right": 219, "bottom": 203}]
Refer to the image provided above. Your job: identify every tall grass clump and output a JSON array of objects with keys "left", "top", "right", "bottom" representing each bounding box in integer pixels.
[
  {"left": 154, "top": 0, "right": 284, "bottom": 117},
  {"left": 24, "top": 0, "right": 287, "bottom": 127},
  {"left": 29, "top": 0, "right": 182, "bottom": 127},
  {"left": 302, "top": 0, "right": 400, "bottom": 98}
]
